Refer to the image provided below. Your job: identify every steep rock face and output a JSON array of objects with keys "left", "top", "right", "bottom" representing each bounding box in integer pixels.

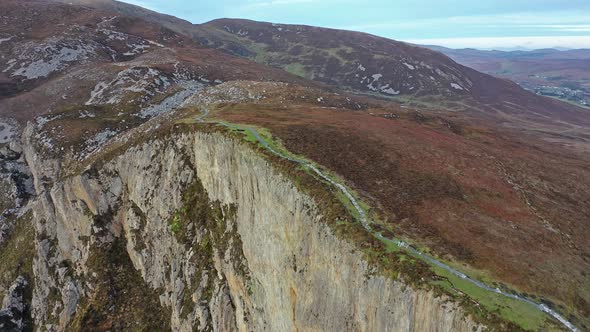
[
  {"left": 0, "top": 276, "right": 29, "bottom": 331},
  {"left": 0, "top": 138, "right": 34, "bottom": 246},
  {"left": 25, "top": 128, "right": 482, "bottom": 331}
]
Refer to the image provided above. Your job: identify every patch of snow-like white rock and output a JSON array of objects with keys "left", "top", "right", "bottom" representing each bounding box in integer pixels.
[
  {"left": 86, "top": 82, "right": 109, "bottom": 105},
  {"left": 33, "top": 115, "right": 65, "bottom": 151},
  {"left": 80, "top": 72, "right": 207, "bottom": 158},
  {"left": 0, "top": 121, "right": 17, "bottom": 144},
  {"left": 97, "top": 15, "right": 167, "bottom": 56},
  {"left": 9, "top": 39, "right": 102, "bottom": 80},
  {"left": 183, "top": 82, "right": 269, "bottom": 106},
  {"left": 122, "top": 43, "right": 150, "bottom": 56},
  {"left": 85, "top": 67, "right": 172, "bottom": 106},
  {"left": 403, "top": 62, "right": 415, "bottom": 70},
  {"left": 97, "top": 16, "right": 119, "bottom": 28},
  {"left": 138, "top": 81, "right": 205, "bottom": 119},
  {"left": 99, "top": 28, "right": 128, "bottom": 42},
  {"left": 2, "top": 59, "right": 17, "bottom": 73},
  {"left": 79, "top": 110, "right": 95, "bottom": 119},
  {"left": 451, "top": 83, "right": 464, "bottom": 90},
  {"left": 119, "top": 40, "right": 165, "bottom": 57},
  {"left": 381, "top": 87, "right": 400, "bottom": 95},
  {"left": 367, "top": 73, "right": 400, "bottom": 94},
  {"left": 35, "top": 114, "right": 62, "bottom": 128},
  {"left": 77, "top": 128, "right": 119, "bottom": 160},
  {"left": 0, "top": 36, "right": 14, "bottom": 45},
  {"left": 0, "top": 276, "right": 28, "bottom": 331}
]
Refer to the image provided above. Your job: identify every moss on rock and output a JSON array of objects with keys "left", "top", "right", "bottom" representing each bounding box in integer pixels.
[{"left": 66, "top": 238, "right": 171, "bottom": 331}]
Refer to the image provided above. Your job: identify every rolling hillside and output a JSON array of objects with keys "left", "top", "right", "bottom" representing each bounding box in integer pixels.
[{"left": 0, "top": 0, "right": 588, "bottom": 330}]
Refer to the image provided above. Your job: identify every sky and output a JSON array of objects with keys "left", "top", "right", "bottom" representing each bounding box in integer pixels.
[{"left": 121, "top": 0, "right": 590, "bottom": 50}]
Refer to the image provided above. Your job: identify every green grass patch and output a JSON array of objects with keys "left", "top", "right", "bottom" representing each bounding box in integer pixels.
[
  {"left": 323, "top": 46, "right": 354, "bottom": 64},
  {"left": 283, "top": 63, "right": 309, "bottom": 78},
  {"left": 431, "top": 263, "right": 554, "bottom": 331},
  {"left": 378, "top": 234, "right": 562, "bottom": 331}
]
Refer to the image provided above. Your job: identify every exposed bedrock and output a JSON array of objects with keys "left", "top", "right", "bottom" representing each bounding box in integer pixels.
[{"left": 24, "top": 129, "right": 482, "bottom": 331}]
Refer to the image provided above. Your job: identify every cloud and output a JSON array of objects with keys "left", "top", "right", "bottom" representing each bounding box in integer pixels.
[
  {"left": 526, "top": 25, "right": 590, "bottom": 32},
  {"left": 404, "top": 36, "right": 590, "bottom": 50},
  {"left": 246, "top": 0, "right": 315, "bottom": 7},
  {"left": 120, "top": 0, "right": 159, "bottom": 11},
  {"left": 117, "top": 1, "right": 590, "bottom": 50},
  {"left": 341, "top": 11, "right": 590, "bottom": 34}
]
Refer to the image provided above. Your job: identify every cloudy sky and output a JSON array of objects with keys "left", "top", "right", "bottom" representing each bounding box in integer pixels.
[{"left": 121, "top": 0, "right": 590, "bottom": 50}]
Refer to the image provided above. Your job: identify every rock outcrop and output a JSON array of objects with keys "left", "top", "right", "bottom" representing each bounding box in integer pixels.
[
  {"left": 23, "top": 127, "right": 482, "bottom": 331},
  {"left": 0, "top": 276, "right": 29, "bottom": 331},
  {"left": 0, "top": 139, "right": 34, "bottom": 246}
]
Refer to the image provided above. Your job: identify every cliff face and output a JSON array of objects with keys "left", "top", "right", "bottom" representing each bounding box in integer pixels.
[{"left": 23, "top": 127, "right": 482, "bottom": 331}]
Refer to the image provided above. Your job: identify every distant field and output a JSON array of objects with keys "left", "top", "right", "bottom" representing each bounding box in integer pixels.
[{"left": 427, "top": 46, "right": 590, "bottom": 107}]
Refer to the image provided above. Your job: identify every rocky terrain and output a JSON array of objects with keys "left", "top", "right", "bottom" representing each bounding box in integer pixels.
[
  {"left": 0, "top": 0, "right": 589, "bottom": 331},
  {"left": 50, "top": 0, "right": 590, "bottom": 151}
]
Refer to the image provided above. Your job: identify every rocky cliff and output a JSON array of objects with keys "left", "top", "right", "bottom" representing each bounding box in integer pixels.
[{"left": 20, "top": 125, "right": 483, "bottom": 331}]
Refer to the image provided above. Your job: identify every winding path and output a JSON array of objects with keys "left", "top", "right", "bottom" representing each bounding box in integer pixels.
[{"left": 196, "top": 109, "right": 578, "bottom": 332}]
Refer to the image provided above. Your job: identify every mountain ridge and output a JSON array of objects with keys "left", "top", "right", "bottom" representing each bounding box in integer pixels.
[
  {"left": 425, "top": 45, "right": 590, "bottom": 108},
  {"left": 0, "top": 0, "right": 589, "bottom": 330},
  {"left": 49, "top": 0, "right": 590, "bottom": 142}
]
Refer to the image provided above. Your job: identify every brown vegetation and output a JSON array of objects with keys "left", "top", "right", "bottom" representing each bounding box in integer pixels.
[{"left": 214, "top": 100, "right": 590, "bottom": 320}]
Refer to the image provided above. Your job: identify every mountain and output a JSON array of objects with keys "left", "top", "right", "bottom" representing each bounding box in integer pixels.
[
  {"left": 0, "top": 0, "right": 589, "bottom": 331},
  {"left": 426, "top": 46, "right": 590, "bottom": 62},
  {"left": 193, "top": 19, "right": 590, "bottom": 136},
  {"left": 51, "top": 0, "right": 590, "bottom": 139},
  {"left": 196, "top": 19, "right": 475, "bottom": 98},
  {"left": 427, "top": 46, "right": 590, "bottom": 107},
  {"left": 1, "top": 4, "right": 332, "bottom": 130}
]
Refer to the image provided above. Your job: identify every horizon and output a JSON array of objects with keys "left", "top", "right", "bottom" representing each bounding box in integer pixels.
[{"left": 119, "top": 0, "right": 590, "bottom": 50}]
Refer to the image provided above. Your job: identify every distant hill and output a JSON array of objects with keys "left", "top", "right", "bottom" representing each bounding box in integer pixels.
[
  {"left": 425, "top": 46, "right": 590, "bottom": 107},
  {"left": 49, "top": 0, "right": 590, "bottom": 134}
]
